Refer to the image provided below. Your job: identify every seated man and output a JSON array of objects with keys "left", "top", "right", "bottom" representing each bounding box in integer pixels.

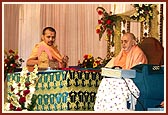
[
  {"left": 94, "top": 32, "right": 148, "bottom": 111},
  {"left": 105, "top": 32, "right": 148, "bottom": 69},
  {"left": 26, "top": 27, "right": 68, "bottom": 71}
]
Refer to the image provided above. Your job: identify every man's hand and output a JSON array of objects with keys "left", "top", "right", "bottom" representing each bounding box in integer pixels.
[
  {"left": 62, "top": 55, "right": 69, "bottom": 63},
  {"left": 160, "top": 101, "right": 164, "bottom": 107},
  {"left": 62, "top": 55, "right": 69, "bottom": 68}
]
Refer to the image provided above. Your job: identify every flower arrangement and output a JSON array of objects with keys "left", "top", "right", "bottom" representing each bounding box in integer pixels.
[
  {"left": 130, "top": 4, "right": 155, "bottom": 22},
  {"left": 4, "top": 65, "right": 39, "bottom": 111},
  {"left": 78, "top": 54, "right": 103, "bottom": 68},
  {"left": 95, "top": 7, "right": 122, "bottom": 42},
  {"left": 4, "top": 49, "right": 24, "bottom": 79}
]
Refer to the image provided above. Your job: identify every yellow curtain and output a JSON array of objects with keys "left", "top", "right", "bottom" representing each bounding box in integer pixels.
[
  {"left": 150, "top": 5, "right": 159, "bottom": 40},
  {"left": 114, "top": 21, "right": 121, "bottom": 57}
]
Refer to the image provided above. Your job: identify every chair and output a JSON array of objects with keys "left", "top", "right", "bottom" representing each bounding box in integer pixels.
[
  {"left": 138, "top": 37, "right": 164, "bottom": 65},
  {"left": 130, "top": 37, "right": 164, "bottom": 111},
  {"left": 131, "top": 64, "right": 164, "bottom": 111}
]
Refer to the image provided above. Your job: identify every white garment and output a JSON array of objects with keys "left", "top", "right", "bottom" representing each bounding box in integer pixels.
[{"left": 94, "top": 77, "right": 140, "bottom": 111}]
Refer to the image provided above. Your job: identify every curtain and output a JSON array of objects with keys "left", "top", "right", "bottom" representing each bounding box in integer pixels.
[
  {"left": 40, "top": 4, "right": 109, "bottom": 66},
  {"left": 18, "top": 4, "right": 41, "bottom": 67},
  {"left": 4, "top": 4, "right": 20, "bottom": 52},
  {"left": 3, "top": 3, "right": 164, "bottom": 67}
]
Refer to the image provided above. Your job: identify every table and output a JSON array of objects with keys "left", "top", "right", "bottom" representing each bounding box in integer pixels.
[
  {"left": 6, "top": 68, "right": 103, "bottom": 111},
  {"left": 94, "top": 77, "right": 140, "bottom": 111}
]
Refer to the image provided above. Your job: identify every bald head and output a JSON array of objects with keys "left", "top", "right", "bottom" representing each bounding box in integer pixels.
[
  {"left": 121, "top": 32, "right": 137, "bottom": 52},
  {"left": 123, "top": 32, "right": 136, "bottom": 41}
]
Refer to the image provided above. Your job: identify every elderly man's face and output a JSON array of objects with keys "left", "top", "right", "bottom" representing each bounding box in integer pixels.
[
  {"left": 42, "top": 29, "right": 56, "bottom": 46},
  {"left": 121, "top": 35, "right": 134, "bottom": 52}
]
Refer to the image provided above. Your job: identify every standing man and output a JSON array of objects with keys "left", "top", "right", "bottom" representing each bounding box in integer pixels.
[{"left": 26, "top": 27, "right": 68, "bottom": 71}]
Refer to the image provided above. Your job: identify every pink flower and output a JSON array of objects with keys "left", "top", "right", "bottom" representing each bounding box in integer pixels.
[
  {"left": 9, "top": 69, "right": 13, "bottom": 73},
  {"left": 97, "top": 10, "right": 103, "bottom": 15},
  {"left": 106, "top": 20, "right": 112, "bottom": 25},
  {"left": 107, "top": 29, "right": 112, "bottom": 35},
  {"left": 78, "top": 60, "right": 81, "bottom": 64},
  {"left": 103, "top": 25, "right": 106, "bottom": 30},
  {"left": 23, "top": 90, "right": 30, "bottom": 96},
  {"left": 25, "top": 82, "right": 31, "bottom": 87},
  {"left": 14, "top": 55, "right": 19, "bottom": 60},
  {"left": 16, "top": 92, "right": 20, "bottom": 96},
  {"left": 95, "top": 60, "right": 101, "bottom": 65},
  {"left": 4, "top": 59, "right": 9, "bottom": 63},
  {"left": 15, "top": 107, "right": 22, "bottom": 111},
  {"left": 98, "top": 20, "right": 102, "bottom": 24},
  {"left": 19, "top": 97, "right": 26, "bottom": 104},
  {"left": 11, "top": 86, "right": 15, "bottom": 91},
  {"left": 83, "top": 54, "right": 88, "bottom": 59},
  {"left": 18, "top": 83, "right": 21, "bottom": 87},
  {"left": 9, "top": 49, "right": 14, "bottom": 53},
  {"left": 10, "top": 103, "right": 15, "bottom": 110},
  {"left": 96, "top": 29, "right": 101, "bottom": 34},
  {"left": 12, "top": 63, "right": 16, "bottom": 68}
]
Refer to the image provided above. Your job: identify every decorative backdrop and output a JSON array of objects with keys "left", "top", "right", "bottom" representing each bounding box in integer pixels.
[{"left": 3, "top": 3, "right": 165, "bottom": 67}]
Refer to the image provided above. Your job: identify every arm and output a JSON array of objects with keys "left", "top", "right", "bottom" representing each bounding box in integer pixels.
[
  {"left": 132, "top": 49, "right": 148, "bottom": 66},
  {"left": 62, "top": 55, "right": 69, "bottom": 68},
  {"left": 52, "top": 46, "right": 69, "bottom": 68},
  {"left": 40, "top": 43, "right": 63, "bottom": 63},
  {"left": 126, "top": 46, "right": 148, "bottom": 69},
  {"left": 160, "top": 101, "right": 164, "bottom": 107},
  {"left": 131, "top": 52, "right": 147, "bottom": 67},
  {"left": 26, "top": 57, "right": 38, "bottom": 66},
  {"left": 26, "top": 43, "right": 39, "bottom": 68}
]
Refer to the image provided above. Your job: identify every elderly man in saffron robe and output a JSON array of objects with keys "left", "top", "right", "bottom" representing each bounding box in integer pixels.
[
  {"left": 94, "top": 32, "right": 148, "bottom": 111},
  {"left": 106, "top": 32, "right": 147, "bottom": 69},
  {"left": 26, "top": 27, "right": 68, "bottom": 72}
]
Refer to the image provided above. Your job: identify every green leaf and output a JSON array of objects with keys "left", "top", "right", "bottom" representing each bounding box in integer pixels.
[
  {"left": 99, "top": 33, "right": 103, "bottom": 41},
  {"left": 27, "top": 94, "right": 38, "bottom": 111}
]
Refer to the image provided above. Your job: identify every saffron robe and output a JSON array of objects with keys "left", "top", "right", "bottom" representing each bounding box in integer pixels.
[
  {"left": 106, "top": 45, "right": 148, "bottom": 69},
  {"left": 26, "top": 41, "right": 63, "bottom": 71}
]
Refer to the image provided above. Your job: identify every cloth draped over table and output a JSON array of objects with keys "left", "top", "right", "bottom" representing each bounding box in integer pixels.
[
  {"left": 94, "top": 78, "right": 140, "bottom": 111},
  {"left": 6, "top": 68, "right": 103, "bottom": 111}
]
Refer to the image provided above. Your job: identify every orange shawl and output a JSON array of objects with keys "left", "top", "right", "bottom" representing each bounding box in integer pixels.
[
  {"left": 27, "top": 41, "right": 63, "bottom": 64},
  {"left": 114, "top": 45, "right": 148, "bottom": 69}
]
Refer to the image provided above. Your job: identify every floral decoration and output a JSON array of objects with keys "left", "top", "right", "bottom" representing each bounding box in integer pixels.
[
  {"left": 4, "top": 49, "right": 24, "bottom": 79},
  {"left": 130, "top": 4, "right": 157, "bottom": 37},
  {"left": 78, "top": 54, "right": 110, "bottom": 68},
  {"left": 130, "top": 4, "right": 155, "bottom": 22},
  {"left": 96, "top": 7, "right": 122, "bottom": 43},
  {"left": 4, "top": 65, "right": 39, "bottom": 111}
]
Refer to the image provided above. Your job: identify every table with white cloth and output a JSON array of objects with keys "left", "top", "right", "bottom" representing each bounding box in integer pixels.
[{"left": 94, "top": 77, "right": 140, "bottom": 111}]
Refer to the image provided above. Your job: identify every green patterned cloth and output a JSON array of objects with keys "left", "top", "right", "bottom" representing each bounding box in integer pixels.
[{"left": 6, "top": 69, "right": 103, "bottom": 111}]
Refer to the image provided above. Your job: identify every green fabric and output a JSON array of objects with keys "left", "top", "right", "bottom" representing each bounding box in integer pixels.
[{"left": 7, "top": 69, "right": 103, "bottom": 111}]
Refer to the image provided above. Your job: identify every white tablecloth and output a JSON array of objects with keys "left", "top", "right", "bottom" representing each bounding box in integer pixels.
[{"left": 94, "top": 77, "right": 140, "bottom": 111}]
